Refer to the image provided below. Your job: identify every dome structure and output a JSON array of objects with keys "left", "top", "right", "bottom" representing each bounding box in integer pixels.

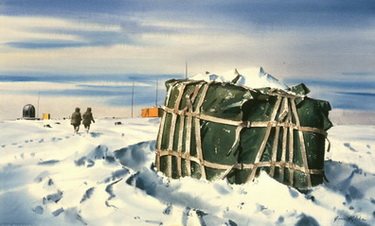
[{"left": 23, "top": 104, "right": 36, "bottom": 119}]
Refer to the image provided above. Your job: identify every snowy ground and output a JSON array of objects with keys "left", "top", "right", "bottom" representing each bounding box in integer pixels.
[{"left": 0, "top": 118, "right": 374, "bottom": 226}]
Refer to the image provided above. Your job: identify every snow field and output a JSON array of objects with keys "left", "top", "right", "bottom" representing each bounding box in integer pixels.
[{"left": 0, "top": 118, "right": 374, "bottom": 226}]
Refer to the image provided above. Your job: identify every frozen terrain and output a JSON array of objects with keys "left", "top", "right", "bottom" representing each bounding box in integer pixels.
[{"left": 0, "top": 117, "right": 374, "bottom": 226}]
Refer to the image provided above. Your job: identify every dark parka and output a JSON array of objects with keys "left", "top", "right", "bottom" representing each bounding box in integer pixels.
[
  {"left": 71, "top": 108, "right": 82, "bottom": 126},
  {"left": 82, "top": 108, "right": 95, "bottom": 125}
]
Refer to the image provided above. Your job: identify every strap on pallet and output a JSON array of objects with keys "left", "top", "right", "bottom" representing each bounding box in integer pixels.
[{"left": 156, "top": 80, "right": 329, "bottom": 188}]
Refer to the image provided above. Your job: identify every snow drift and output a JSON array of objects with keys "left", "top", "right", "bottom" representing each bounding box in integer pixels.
[{"left": 0, "top": 118, "right": 374, "bottom": 225}]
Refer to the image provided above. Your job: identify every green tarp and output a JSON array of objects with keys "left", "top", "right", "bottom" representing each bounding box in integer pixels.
[{"left": 155, "top": 79, "right": 332, "bottom": 190}]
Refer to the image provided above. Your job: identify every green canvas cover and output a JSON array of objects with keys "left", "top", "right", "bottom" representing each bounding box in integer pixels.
[{"left": 155, "top": 79, "right": 332, "bottom": 190}]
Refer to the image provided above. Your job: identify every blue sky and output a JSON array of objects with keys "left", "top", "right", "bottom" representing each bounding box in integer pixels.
[{"left": 0, "top": 0, "right": 374, "bottom": 119}]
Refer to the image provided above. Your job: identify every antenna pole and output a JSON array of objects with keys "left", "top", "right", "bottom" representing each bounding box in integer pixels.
[
  {"left": 131, "top": 82, "right": 134, "bottom": 118},
  {"left": 155, "top": 78, "right": 158, "bottom": 107},
  {"left": 185, "top": 61, "right": 188, "bottom": 79},
  {"left": 37, "top": 92, "right": 40, "bottom": 118}
]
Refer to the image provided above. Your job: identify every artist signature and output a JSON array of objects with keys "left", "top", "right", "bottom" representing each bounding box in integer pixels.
[{"left": 334, "top": 215, "right": 366, "bottom": 223}]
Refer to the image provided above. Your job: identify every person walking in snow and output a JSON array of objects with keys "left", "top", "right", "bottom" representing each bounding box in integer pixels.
[
  {"left": 71, "top": 107, "right": 82, "bottom": 133},
  {"left": 82, "top": 107, "right": 95, "bottom": 133}
]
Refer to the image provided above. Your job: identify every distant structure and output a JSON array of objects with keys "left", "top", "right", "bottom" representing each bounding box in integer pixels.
[
  {"left": 22, "top": 104, "right": 36, "bottom": 119},
  {"left": 141, "top": 107, "right": 162, "bottom": 118}
]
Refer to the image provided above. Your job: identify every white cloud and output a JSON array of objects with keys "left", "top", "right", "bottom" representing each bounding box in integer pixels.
[
  {"left": 1, "top": 14, "right": 374, "bottom": 80},
  {"left": 0, "top": 15, "right": 121, "bottom": 44},
  {"left": 140, "top": 19, "right": 206, "bottom": 30},
  {"left": 0, "top": 82, "right": 77, "bottom": 91},
  {"left": 0, "top": 15, "right": 121, "bottom": 32},
  {"left": 80, "top": 81, "right": 152, "bottom": 87}
]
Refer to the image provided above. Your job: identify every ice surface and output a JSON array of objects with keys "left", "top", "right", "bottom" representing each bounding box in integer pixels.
[{"left": 0, "top": 118, "right": 374, "bottom": 225}]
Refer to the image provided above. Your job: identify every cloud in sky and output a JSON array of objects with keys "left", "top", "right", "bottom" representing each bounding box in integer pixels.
[
  {"left": 0, "top": 0, "right": 374, "bottom": 77},
  {"left": 0, "top": 0, "right": 374, "bottom": 119}
]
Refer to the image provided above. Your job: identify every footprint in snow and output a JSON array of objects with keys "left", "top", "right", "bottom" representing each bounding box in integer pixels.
[
  {"left": 343, "top": 143, "right": 357, "bottom": 152},
  {"left": 182, "top": 207, "right": 207, "bottom": 226},
  {"left": 345, "top": 186, "right": 364, "bottom": 204},
  {"left": 42, "top": 190, "right": 63, "bottom": 204},
  {"left": 38, "top": 160, "right": 60, "bottom": 166},
  {"left": 75, "top": 145, "right": 118, "bottom": 176},
  {"left": 163, "top": 204, "right": 173, "bottom": 215},
  {"left": 100, "top": 168, "right": 129, "bottom": 184},
  {"left": 52, "top": 208, "right": 64, "bottom": 217},
  {"left": 47, "top": 178, "right": 54, "bottom": 186},
  {"left": 80, "top": 187, "right": 95, "bottom": 204},
  {"left": 64, "top": 207, "right": 87, "bottom": 225},
  {"left": 32, "top": 205, "right": 44, "bottom": 215},
  {"left": 91, "top": 145, "right": 109, "bottom": 160},
  {"left": 89, "top": 132, "right": 102, "bottom": 138},
  {"left": 74, "top": 157, "right": 95, "bottom": 168},
  {"left": 34, "top": 171, "right": 50, "bottom": 183},
  {"left": 51, "top": 137, "right": 63, "bottom": 142}
]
